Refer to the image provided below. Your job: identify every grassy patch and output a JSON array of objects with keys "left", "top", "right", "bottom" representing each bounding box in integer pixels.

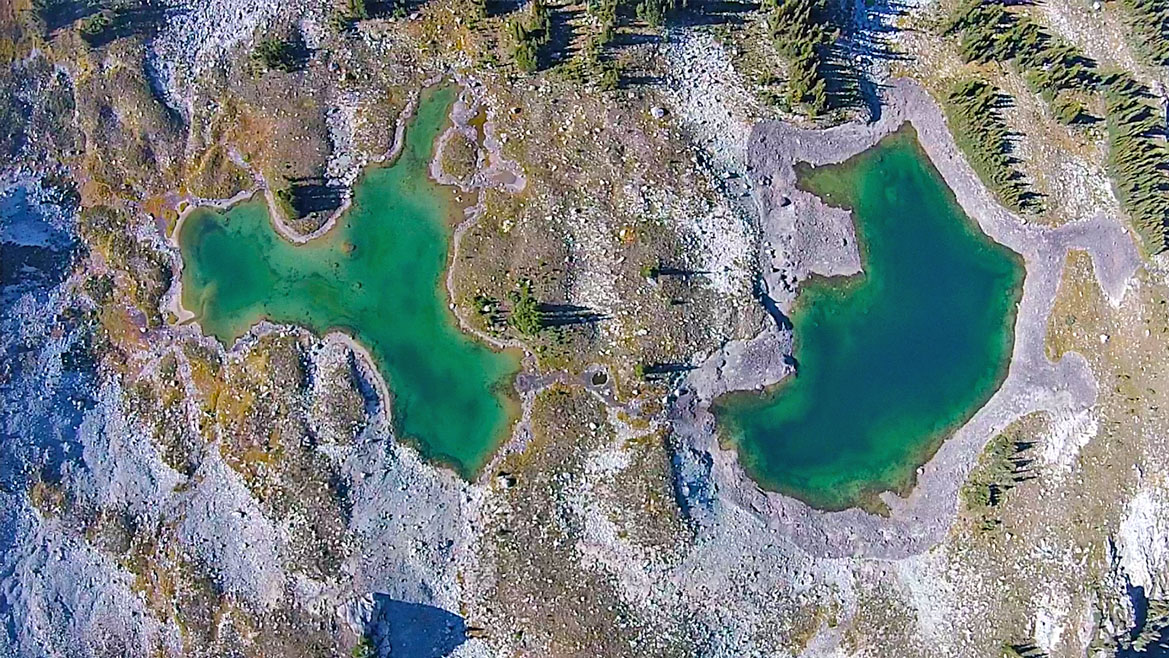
[
  {"left": 253, "top": 34, "right": 310, "bottom": 73},
  {"left": 79, "top": 205, "right": 172, "bottom": 328},
  {"left": 478, "top": 385, "right": 681, "bottom": 654},
  {"left": 960, "top": 413, "right": 1044, "bottom": 532},
  {"left": 28, "top": 478, "right": 67, "bottom": 517},
  {"left": 441, "top": 130, "right": 480, "bottom": 182}
]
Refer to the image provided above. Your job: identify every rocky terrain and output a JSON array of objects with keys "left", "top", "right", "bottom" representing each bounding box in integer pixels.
[{"left": 2, "top": 0, "right": 1168, "bottom": 656}]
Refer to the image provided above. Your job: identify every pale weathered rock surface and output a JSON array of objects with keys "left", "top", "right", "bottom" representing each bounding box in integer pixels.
[{"left": 2, "top": 0, "right": 1166, "bottom": 656}]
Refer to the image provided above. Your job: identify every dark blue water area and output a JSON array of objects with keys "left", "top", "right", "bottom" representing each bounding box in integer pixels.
[
  {"left": 0, "top": 177, "right": 94, "bottom": 499},
  {"left": 367, "top": 595, "right": 467, "bottom": 658},
  {"left": 1116, "top": 583, "right": 1169, "bottom": 657},
  {"left": 1116, "top": 636, "right": 1169, "bottom": 657}
]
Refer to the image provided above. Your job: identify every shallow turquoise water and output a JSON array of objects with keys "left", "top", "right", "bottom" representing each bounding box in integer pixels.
[
  {"left": 178, "top": 86, "right": 520, "bottom": 476},
  {"left": 716, "top": 126, "right": 1024, "bottom": 510}
]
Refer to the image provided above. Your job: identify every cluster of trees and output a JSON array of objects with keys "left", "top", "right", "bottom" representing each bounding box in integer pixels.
[
  {"left": 635, "top": 0, "right": 682, "bottom": 28},
  {"left": 507, "top": 280, "right": 545, "bottom": 335},
  {"left": 961, "top": 429, "right": 1034, "bottom": 511},
  {"left": 960, "top": 429, "right": 1035, "bottom": 533},
  {"left": 252, "top": 34, "right": 308, "bottom": 72},
  {"left": 943, "top": 0, "right": 1169, "bottom": 252},
  {"left": 945, "top": 1, "right": 1097, "bottom": 93},
  {"left": 943, "top": 79, "right": 1041, "bottom": 212},
  {"left": 562, "top": 39, "right": 622, "bottom": 90},
  {"left": 492, "top": 0, "right": 622, "bottom": 86},
  {"left": 762, "top": 0, "right": 838, "bottom": 116},
  {"left": 505, "top": 0, "right": 551, "bottom": 72},
  {"left": 1101, "top": 72, "right": 1169, "bottom": 253},
  {"left": 1117, "top": 0, "right": 1169, "bottom": 66},
  {"left": 589, "top": 0, "right": 619, "bottom": 42},
  {"left": 944, "top": 0, "right": 1098, "bottom": 122},
  {"left": 476, "top": 280, "right": 605, "bottom": 338},
  {"left": 557, "top": 0, "right": 621, "bottom": 90},
  {"left": 499, "top": 0, "right": 846, "bottom": 105}
]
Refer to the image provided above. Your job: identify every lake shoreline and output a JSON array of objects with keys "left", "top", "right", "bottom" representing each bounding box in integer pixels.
[
  {"left": 161, "top": 77, "right": 530, "bottom": 483},
  {"left": 158, "top": 76, "right": 441, "bottom": 326},
  {"left": 675, "top": 78, "right": 1142, "bottom": 559},
  {"left": 714, "top": 124, "right": 1026, "bottom": 512}
]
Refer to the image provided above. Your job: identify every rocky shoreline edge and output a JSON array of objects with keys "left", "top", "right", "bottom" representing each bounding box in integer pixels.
[
  {"left": 674, "top": 78, "right": 1143, "bottom": 560},
  {"left": 156, "top": 75, "right": 559, "bottom": 487}
]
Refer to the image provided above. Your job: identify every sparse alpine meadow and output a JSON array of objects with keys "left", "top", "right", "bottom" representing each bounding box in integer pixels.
[{"left": 1, "top": 0, "right": 1167, "bottom": 656}]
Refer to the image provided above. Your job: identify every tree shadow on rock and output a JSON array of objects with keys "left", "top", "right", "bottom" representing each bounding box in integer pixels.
[
  {"left": 753, "top": 279, "right": 792, "bottom": 331},
  {"left": 537, "top": 302, "right": 607, "bottom": 327},
  {"left": 675, "top": 0, "right": 758, "bottom": 27},
  {"left": 829, "top": 0, "right": 911, "bottom": 121},
  {"left": 38, "top": 0, "right": 103, "bottom": 34},
  {"left": 643, "top": 362, "right": 697, "bottom": 376},
  {"left": 368, "top": 596, "right": 467, "bottom": 658},
  {"left": 545, "top": 4, "right": 584, "bottom": 66},
  {"left": 77, "top": 2, "right": 181, "bottom": 48},
  {"left": 281, "top": 177, "right": 346, "bottom": 218}
]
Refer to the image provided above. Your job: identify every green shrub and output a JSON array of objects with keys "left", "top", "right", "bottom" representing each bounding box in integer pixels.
[
  {"left": 345, "top": 0, "right": 369, "bottom": 20},
  {"left": 334, "top": 0, "right": 369, "bottom": 28},
  {"left": 78, "top": 11, "right": 114, "bottom": 38},
  {"left": 1101, "top": 72, "right": 1169, "bottom": 253},
  {"left": 506, "top": 0, "right": 551, "bottom": 73},
  {"left": 943, "top": 79, "right": 1040, "bottom": 212},
  {"left": 351, "top": 636, "right": 375, "bottom": 658},
  {"left": 1050, "top": 94, "right": 1089, "bottom": 125},
  {"left": 597, "top": 60, "right": 620, "bottom": 91},
  {"left": 508, "top": 280, "right": 544, "bottom": 336},
  {"left": 253, "top": 37, "right": 303, "bottom": 72}
]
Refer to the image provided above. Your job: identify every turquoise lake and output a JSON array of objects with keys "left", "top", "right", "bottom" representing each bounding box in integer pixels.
[
  {"left": 178, "top": 86, "right": 521, "bottom": 476},
  {"left": 716, "top": 126, "right": 1024, "bottom": 510}
]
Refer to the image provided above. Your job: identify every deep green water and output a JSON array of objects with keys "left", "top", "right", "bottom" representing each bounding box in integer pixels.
[
  {"left": 178, "top": 86, "right": 520, "bottom": 476},
  {"left": 716, "top": 127, "right": 1024, "bottom": 510}
]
